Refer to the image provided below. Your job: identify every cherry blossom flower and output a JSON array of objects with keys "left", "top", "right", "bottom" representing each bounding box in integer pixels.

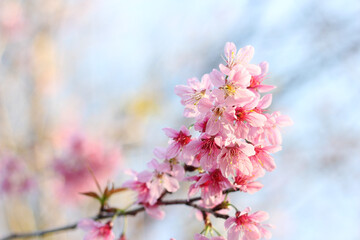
[
  {"left": 78, "top": 219, "right": 115, "bottom": 240},
  {"left": 122, "top": 170, "right": 153, "bottom": 204},
  {"left": 217, "top": 140, "right": 255, "bottom": 177},
  {"left": 233, "top": 167, "right": 264, "bottom": 194},
  {"left": 225, "top": 208, "right": 272, "bottom": 240},
  {"left": 175, "top": 74, "right": 213, "bottom": 118},
  {"left": 153, "top": 147, "right": 185, "bottom": 181},
  {"left": 163, "top": 126, "right": 192, "bottom": 158},
  {"left": 219, "top": 43, "right": 261, "bottom": 76},
  {"left": 259, "top": 112, "right": 293, "bottom": 145},
  {"left": 175, "top": 75, "right": 212, "bottom": 106},
  {"left": 209, "top": 68, "right": 255, "bottom": 105},
  {"left": 182, "top": 134, "right": 223, "bottom": 171},
  {"left": 250, "top": 144, "right": 282, "bottom": 172},
  {"left": 188, "top": 169, "right": 232, "bottom": 206},
  {"left": 146, "top": 159, "right": 180, "bottom": 204},
  {"left": 248, "top": 62, "right": 276, "bottom": 93}
]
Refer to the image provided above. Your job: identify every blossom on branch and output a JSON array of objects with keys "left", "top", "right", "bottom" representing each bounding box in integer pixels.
[{"left": 78, "top": 219, "right": 115, "bottom": 240}]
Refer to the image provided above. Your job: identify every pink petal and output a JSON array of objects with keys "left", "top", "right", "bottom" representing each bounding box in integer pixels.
[
  {"left": 174, "top": 85, "right": 190, "bottom": 96},
  {"left": 224, "top": 217, "right": 236, "bottom": 229},
  {"left": 259, "top": 61, "right": 269, "bottom": 74},
  {"left": 246, "top": 64, "right": 261, "bottom": 75},
  {"left": 205, "top": 118, "right": 221, "bottom": 136},
  {"left": 187, "top": 77, "right": 201, "bottom": 89},
  {"left": 231, "top": 67, "right": 251, "bottom": 87},
  {"left": 219, "top": 64, "right": 230, "bottom": 75},
  {"left": 277, "top": 115, "right": 293, "bottom": 127},
  {"left": 257, "top": 94, "right": 272, "bottom": 109},
  {"left": 224, "top": 42, "right": 237, "bottom": 59},
  {"left": 227, "top": 226, "right": 241, "bottom": 240},
  {"left": 250, "top": 211, "right": 269, "bottom": 222},
  {"left": 210, "top": 69, "right": 225, "bottom": 87},
  {"left": 137, "top": 171, "right": 153, "bottom": 182},
  {"left": 258, "top": 84, "right": 276, "bottom": 93},
  {"left": 78, "top": 219, "right": 97, "bottom": 231},
  {"left": 237, "top": 157, "right": 253, "bottom": 176},
  {"left": 162, "top": 175, "right": 179, "bottom": 192},
  {"left": 247, "top": 112, "right": 267, "bottom": 127},
  {"left": 166, "top": 142, "right": 181, "bottom": 159},
  {"left": 162, "top": 128, "right": 179, "bottom": 138},
  {"left": 245, "top": 181, "right": 263, "bottom": 194},
  {"left": 153, "top": 147, "right": 166, "bottom": 159},
  {"left": 237, "top": 45, "right": 254, "bottom": 63},
  {"left": 145, "top": 205, "right": 165, "bottom": 220},
  {"left": 241, "top": 143, "right": 256, "bottom": 156}
]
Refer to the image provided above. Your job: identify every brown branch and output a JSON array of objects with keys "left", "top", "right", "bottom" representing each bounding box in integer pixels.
[{"left": 0, "top": 188, "right": 239, "bottom": 239}]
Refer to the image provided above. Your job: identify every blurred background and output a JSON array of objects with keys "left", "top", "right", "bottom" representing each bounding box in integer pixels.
[{"left": 0, "top": 0, "right": 360, "bottom": 239}]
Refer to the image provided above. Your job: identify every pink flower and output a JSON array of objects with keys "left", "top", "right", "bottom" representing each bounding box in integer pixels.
[
  {"left": 175, "top": 75, "right": 212, "bottom": 106},
  {"left": 225, "top": 208, "right": 272, "bottom": 240},
  {"left": 225, "top": 98, "right": 267, "bottom": 139},
  {"left": 183, "top": 134, "right": 223, "bottom": 171},
  {"left": 217, "top": 140, "right": 255, "bottom": 177},
  {"left": 188, "top": 169, "right": 232, "bottom": 206},
  {"left": 122, "top": 170, "right": 153, "bottom": 204},
  {"left": 147, "top": 159, "right": 180, "bottom": 202},
  {"left": 194, "top": 233, "right": 226, "bottom": 240},
  {"left": 175, "top": 75, "right": 213, "bottom": 118},
  {"left": 233, "top": 167, "right": 264, "bottom": 194},
  {"left": 250, "top": 145, "right": 281, "bottom": 172},
  {"left": 163, "top": 126, "right": 192, "bottom": 158},
  {"left": 123, "top": 170, "right": 167, "bottom": 219},
  {"left": 197, "top": 96, "right": 228, "bottom": 136},
  {"left": 209, "top": 68, "right": 255, "bottom": 105},
  {"left": 219, "top": 43, "right": 261, "bottom": 76},
  {"left": 248, "top": 62, "right": 275, "bottom": 93},
  {"left": 78, "top": 219, "right": 115, "bottom": 240},
  {"left": 260, "top": 112, "right": 293, "bottom": 145},
  {"left": 153, "top": 147, "right": 185, "bottom": 181}
]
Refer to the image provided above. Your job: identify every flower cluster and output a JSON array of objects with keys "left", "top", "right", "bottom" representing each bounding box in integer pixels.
[
  {"left": 174, "top": 42, "right": 291, "bottom": 239},
  {"left": 80, "top": 42, "right": 292, "bottom": 240}
]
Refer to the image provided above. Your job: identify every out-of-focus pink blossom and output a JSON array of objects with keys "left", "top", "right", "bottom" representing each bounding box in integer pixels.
[
  {"left": 53, "top": 133, "right": 121, "bottom": 202},
  {"left": 0, "top": 154, "right": 35, "bottom": 196},
  {"left": 78, "top": 219, "right": 115, "bottom": 240},
  {"left": 0, "top": 1, "right": 24, "bottom": 38}
]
